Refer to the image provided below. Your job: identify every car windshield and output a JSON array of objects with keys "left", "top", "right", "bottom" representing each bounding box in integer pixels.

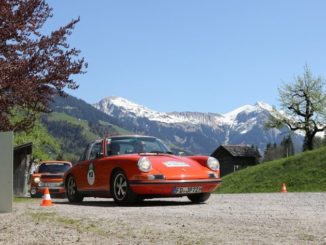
[
  {"left": 107, "top": 136, "right": 172, "bottom": 156},
  {"left": 38, "top": 163, "right": 71, "bottom": 173}
]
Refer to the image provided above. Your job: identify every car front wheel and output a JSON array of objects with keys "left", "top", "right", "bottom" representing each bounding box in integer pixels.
[
  {"left": 111, "top": 170, "right": 138, "bottom": 205},
  {"left": 187, "top": 193, "right": 211, "bottom": 203},
  {"left": 66, "top": 175, "right": 84, "bottom": 203}
]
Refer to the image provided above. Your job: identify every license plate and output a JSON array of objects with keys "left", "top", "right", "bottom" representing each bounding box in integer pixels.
[
  {"left": 173, "top": 186, "right": 202, "bottom": 194},
  {"left": 44, "top": 182, "right": 60, "bottom": 187}
]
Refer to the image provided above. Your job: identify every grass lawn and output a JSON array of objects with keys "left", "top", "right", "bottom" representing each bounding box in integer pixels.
[{"left": 215, "top": 146, "right": 326, "bottom": 193}]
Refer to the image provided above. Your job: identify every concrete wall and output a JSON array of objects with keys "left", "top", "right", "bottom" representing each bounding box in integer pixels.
[{"left": 0, "top": 131, "right": 13, "bottom": 213}]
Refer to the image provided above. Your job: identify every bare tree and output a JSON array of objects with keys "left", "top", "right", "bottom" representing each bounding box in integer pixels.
[
  {"left": 0, "top": 0, "right": 86, "bottom": 132},
  {"left": 266, "top": 66, "right": 326, "bottom": 151}
]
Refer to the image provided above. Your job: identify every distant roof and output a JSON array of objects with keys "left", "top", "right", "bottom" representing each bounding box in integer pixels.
[{"left": 215, "top": 145, "right": 260, "bottom": 158}]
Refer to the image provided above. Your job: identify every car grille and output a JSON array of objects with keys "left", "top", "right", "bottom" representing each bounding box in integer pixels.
[
  {"left": 153, "top": 175, "right": 165, "bottom": 180},
  {"left": 208, "top": 173, "right": 217, "bottom": 178},
  {"left": 41, "top": 174, "right": 64, "bottom": 179}
]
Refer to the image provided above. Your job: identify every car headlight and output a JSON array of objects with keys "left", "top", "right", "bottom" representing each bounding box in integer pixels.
[
  {"left": 137, "top": 157, "right": 152, "bottom": 172},
  {"left": 34, "top": 177, "right": 41, "bottom": 183},
  {"left": 207, "top": 157, "right": 220, "bottom": 171}
]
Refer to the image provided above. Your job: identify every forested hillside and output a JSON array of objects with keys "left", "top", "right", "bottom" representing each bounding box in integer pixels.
[
  {"left": 51, "top": 95, "right": 121, "bottom": 126},
  {"left": 40, "top": 111, "right": 131, "bottom": 162},
  {"left": 24, "top": 95, "right": 133, "bottom": 161},
  {"left": 14, "top": 120, "right": 61, "bottom": 161}
]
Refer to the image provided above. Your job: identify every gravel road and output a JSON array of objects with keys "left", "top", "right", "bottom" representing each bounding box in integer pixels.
[{"left": 0, "top": 193, "right": 325, "bottom": 244}]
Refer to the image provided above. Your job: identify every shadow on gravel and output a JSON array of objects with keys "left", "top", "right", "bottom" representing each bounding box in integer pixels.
[{"left": 53, "top": 199, "right": 203, "bottom": 207}]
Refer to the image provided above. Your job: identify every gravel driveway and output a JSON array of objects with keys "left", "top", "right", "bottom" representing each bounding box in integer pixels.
[{"left": 1, "top": 193, "right": 325, "bottom": 244}]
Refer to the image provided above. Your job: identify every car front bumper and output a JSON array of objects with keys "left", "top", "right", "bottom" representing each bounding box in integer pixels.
[
  {"left": 30, "top": 187, "right": 66, "bottom": 197},
  {"left": 129, "top": 179, "right": 221, "bottom": 196}
]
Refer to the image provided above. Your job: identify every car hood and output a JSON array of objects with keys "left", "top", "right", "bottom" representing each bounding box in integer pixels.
[{"left": 145, "top": 154, "right": 209, "bottom": 180}]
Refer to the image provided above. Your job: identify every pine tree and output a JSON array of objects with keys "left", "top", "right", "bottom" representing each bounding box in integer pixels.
[{"left": 280, "top": 135, "right": 294, "bottom": 157}]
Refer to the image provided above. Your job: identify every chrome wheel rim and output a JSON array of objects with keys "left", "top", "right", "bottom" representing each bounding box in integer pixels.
[
  {"left": 114, "top": 173, "right": 127, "bottom": 201},
  {"left": 67, "top": 176, "right": 76, "bottom": 197}
]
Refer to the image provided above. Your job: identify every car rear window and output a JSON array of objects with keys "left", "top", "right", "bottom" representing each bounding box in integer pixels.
[{"left": 38, "top": 163, "right": 71, "bottom": 173}]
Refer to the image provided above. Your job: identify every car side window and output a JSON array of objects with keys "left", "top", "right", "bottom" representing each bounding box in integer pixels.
[
  {"left": 89, "top": 142, "right": 102, "bottom": 160},
  {"left": 80, "top": 144, "right": 91, "bottom": 161},
  {"left": 107, "top": 142, "right": 121, "bottom": 156}
]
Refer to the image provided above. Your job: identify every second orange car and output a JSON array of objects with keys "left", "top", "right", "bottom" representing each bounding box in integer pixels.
[{"left": 29, "top": 161, "right": 72, "bottom": 198}]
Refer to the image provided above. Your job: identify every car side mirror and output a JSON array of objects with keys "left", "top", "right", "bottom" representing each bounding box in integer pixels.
[{"left": 96, "top": 152, "right": 104, "bottom": 159}]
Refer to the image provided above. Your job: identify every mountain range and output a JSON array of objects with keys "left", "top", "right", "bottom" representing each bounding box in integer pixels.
[
  {"left": 49, "top": 94, "right": 303, "bottom": 157},
  {"left": 93, "top": 96, "right": 303, "bottom": 155}
]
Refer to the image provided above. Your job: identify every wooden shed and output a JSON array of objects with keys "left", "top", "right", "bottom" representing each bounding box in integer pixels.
[
  {"left": 14, "top": 142, "right": 32, "bottom": 196},
  {"left": 211, "top": 145, "right": 260, "bottom": 176}
]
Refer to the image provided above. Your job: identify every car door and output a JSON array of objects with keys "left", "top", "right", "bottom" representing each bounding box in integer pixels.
[
  {"left": 83, "top": 140, "right": 106, "bottom": 191},
  {"left": 74, "top": 143, "right": 93, "bottom": 190}
]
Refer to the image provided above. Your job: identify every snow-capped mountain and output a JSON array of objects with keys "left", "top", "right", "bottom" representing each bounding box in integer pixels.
[{"left": 94, "top": 96, "right": 302, "bottom": 155}]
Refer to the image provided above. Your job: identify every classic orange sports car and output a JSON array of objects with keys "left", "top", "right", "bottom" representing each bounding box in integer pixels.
[
  {"left": 29, "top": 161, "right": 72, "bottom": 198},
  {"left": 64, "top": 135, "right": 221, "bottom": 205}
]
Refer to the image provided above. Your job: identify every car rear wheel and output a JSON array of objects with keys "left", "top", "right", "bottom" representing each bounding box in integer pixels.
[
  {"left": 187, "top": 193, "right": 211, "bottom": 203},
  {"left": 66, "top": 175, "right": 84, "bottom": 203},
  {"left": 111, "top": 170, "right": 138, "bottom": 205}
]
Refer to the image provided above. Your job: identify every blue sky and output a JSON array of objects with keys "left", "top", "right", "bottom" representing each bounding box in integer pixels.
[{"left": 46, "top": 0, "right": 326, "bottom": 114}]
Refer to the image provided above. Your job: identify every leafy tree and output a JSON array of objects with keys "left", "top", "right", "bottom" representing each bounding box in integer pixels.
[
  {"left": 14, "top": 119, "right": 60, "bottom": 161},
  {"left": 0, "top": 0, "right": 86, "bottom": 132},
  {"left": 266, "top": 66, "right": 326, "bottom": 151}
]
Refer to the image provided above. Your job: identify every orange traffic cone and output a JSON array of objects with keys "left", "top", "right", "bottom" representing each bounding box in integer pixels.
[
  {"left": 281, "top": 183, "right": 287, "bottom": 193},
  {"left": 40, "top": 188, "right": 53, "bottom": 206}
]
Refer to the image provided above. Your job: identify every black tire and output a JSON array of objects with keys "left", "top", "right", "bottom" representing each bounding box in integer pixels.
[
  {"left": 66, "top": 175, "right": 84, "bottom": 203},
  {"left": 187, "top": 193, "right": 211, "bottom": 203},
  {"left": 111, "top": 170, "right": 138, "bottom": 205}
]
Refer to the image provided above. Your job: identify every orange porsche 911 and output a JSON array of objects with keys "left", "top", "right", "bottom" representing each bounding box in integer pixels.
[
  {"left": 29, "top": 161, "right": 72, "bottom": 198},
  {"left": 64, "top": 135, "right": 221, "bottom": 205}
]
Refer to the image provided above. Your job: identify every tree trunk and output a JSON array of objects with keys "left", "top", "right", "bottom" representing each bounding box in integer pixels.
[{"left": 303, "top": 133, "right": 314, "bottom": 151}]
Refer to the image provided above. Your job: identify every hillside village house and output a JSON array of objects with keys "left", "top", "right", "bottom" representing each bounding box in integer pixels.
[{"left": 211, "top": 145, "right": 260, "bottom": 176}]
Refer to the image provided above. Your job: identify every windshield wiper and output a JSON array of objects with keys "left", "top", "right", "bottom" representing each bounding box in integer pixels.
[{"left": 149, "top": 150, "right": 173, "bottom": 154}]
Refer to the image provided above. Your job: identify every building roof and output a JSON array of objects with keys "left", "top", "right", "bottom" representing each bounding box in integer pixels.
[
  {"left": 214, "top": 144, "right": 260, "bottom": 158},
  {"left": 14, "top": 142, "right": 32, "bottom": 154}
]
